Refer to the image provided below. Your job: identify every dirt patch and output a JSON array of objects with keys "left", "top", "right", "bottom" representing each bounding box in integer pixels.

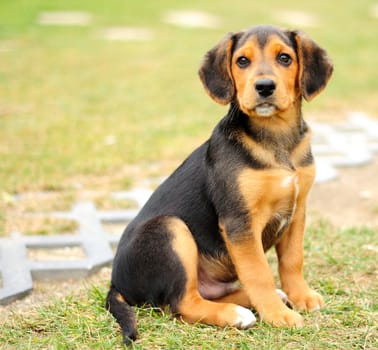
[{"left": 309, "top": 157, "right": 378, "bottom": 228}]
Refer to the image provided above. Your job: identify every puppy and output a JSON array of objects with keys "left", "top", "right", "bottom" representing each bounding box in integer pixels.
[{"left": 106, "top": 24, "right": 333, "bottom": 344}]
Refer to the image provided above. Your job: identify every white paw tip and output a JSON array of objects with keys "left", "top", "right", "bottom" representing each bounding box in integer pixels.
[
  {"left": 234, "top": 306, "right": 256, "bottom": 329},
  {"left": 276, "top": 289, "right": 288, "bottom": 303}
]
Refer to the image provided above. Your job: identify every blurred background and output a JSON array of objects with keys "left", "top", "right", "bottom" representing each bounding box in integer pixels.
[{"left": 0, "top": 0, "right": 377, "bottom": 234}]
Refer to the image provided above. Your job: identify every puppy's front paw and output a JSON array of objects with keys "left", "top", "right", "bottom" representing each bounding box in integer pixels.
[
  {"left": 290, "top": 289, "right": 324, "bottom": 311},
  {"left": 232, "top": 306, "right": 256, "bottom": 329},
  {"left": 261, "top": 306, "right": 304, "bottom": 328}
]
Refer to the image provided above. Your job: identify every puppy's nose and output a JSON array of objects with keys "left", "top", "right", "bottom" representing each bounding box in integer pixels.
[{"left": 255, "top": 79, "right": 276, "bottom": 98}]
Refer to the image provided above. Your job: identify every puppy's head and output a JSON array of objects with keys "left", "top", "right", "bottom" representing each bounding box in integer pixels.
[{"left": 199, "top": 25, "right": 333, "bottom": 118}]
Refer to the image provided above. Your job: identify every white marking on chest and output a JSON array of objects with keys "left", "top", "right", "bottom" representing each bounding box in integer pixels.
[
  {"left": 276, "top": 216, "right": 289, "bottom": 233},
  {"left": 281, "top": 174, "right": 296, "bottom": 188},
  {"left": 281, "top": 174, "right": 300, "bottom": 202},
  {"left": 275, "top": 174, "right": 300, "bottom": 234}
]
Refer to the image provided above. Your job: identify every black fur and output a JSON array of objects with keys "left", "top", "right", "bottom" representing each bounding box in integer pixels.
[
  {"left": 234, "top": 25, "right": 296, "bottom": 50},
  {"left": 108, "top": 104, "right": 307, "bottom": 343},
  {"left": 293, "top": 31, "right": 334, "bottom": 100},
  {"left": 106, "top": 25, "right": 333, "bottom": 344},
  {"left": 112, "top": 216, "right": 187, "bottom": 308},
  {"left": 105, "top": 286, "right": 137, "bottom": 345},
  {"left": 198, "top": 33, "right": 240, "bottom": 104}
]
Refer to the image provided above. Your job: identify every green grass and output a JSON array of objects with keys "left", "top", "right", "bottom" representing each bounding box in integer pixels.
[
  {"left": 1, "top": 221, "right": 377, "bottom": 349},
  {"left": 0, "top": 0, "right": 377, "bottom": 192}
]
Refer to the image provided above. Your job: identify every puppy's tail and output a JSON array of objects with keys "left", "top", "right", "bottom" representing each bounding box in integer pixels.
[{"left": 105, "top": 285, "right": 137, "bottom": 345}]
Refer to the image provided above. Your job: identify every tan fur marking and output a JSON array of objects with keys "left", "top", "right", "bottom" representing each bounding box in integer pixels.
[
  {"left": 169, "top": 217, "right": 251, "bottom": 328},
  {"left": 231, "top": 35, "right": 299, "bottom": 120},
  {"left": 169, "top": 217, "right": 198, "bottom": 289},
  {"left": 239, "top": 133, "right": 279, "bottom": 166},
  {"left": 116, "top": 292, "right": 126, "bottom": 303},
  {"left": 214, "top": 288, "right": 251, "bottom": 308},
  {"left": 237, "top": 167, "right": 298, "bottom": 221}
]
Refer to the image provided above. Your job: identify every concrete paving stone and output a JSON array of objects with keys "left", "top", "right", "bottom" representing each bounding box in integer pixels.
[
  {"left": 370, "top": 4, "right": 378, "bottom": 18},
  {"left": 100, "top": 27, "right": 153, "bottom": 41},
  {"left": 0, "top": 202, "right": 123, "bottom": 303},
  {"left": 314, "top": 160, "right": 338, "bottom": 183},
  {"left": 162, "top": 10, "right": 221, "bottom": 28},
  {"left": 37, "top": 11, "right": 92, "bottom": 26},
  {"left": 0, "top": 239, "right": 32, "bottom": 305},
  {"left": 73, "top": 202, "right": 113, "bottom": 264},
  {"left": 312, "top": 113, "right": 378, "bottom": 170},
  {"left": 30, "top": 260, "right": 92, "bottom": 280}
]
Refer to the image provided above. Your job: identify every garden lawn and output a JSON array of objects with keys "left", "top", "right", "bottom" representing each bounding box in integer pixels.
[
  {"left": 0, "top": 0, "right": 377, "bottom": 193},
  {"left": 0, "top": 221, "right": 377, "bottom": 349}
]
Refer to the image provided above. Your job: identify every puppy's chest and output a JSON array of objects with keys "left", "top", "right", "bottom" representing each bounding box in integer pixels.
[
  {"left": 238, "top": 169, "right": 301, "bottom": 249},
  {"left": 265, "top": 173, "right": 300, "bottom": 247}
]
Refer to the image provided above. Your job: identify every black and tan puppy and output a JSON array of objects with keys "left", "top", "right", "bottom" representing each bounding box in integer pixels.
[{"left": 106, "top": 24, "right": 333, "bottom": 344}]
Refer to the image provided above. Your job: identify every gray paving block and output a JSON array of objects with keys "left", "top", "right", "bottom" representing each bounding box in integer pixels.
[
  {"left": 0, "top": 201, "right": 128, "bottom": 303},
  {"left": 73, "top": 202, "right": 114, "bottom": 266},
  {"left": 314, "top": 160, "right": 338, "bottom": 183},
  {"left": 30, "top": 260, "right": 91, "bottom": 280},
  {"left": 312, "top": 113, "right": 378, "bottom": 177},
  {"left": 0, "top": 238, "right": 32, "bottom": 305}
]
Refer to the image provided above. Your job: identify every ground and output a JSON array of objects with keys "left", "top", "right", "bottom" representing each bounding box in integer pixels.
[
  {"left": 1, "top": 158, "right": 378, "bottom": 323},
  {"left": 309, "top": 158, "right": 378, "bottom": 228}
]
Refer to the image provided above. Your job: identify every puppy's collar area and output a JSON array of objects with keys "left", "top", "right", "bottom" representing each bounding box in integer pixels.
[
  {"left": 224, "top": 103, "right": 308, "bottom": 164},
  {"left": 228, "top": 102, "right": 303, "bottom": 135}
]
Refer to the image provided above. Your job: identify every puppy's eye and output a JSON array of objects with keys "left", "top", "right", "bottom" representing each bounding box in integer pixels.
[
  {"left": 236, "top": 56, "right": 250, "bottom": 68},
  {"left": 277, "top": 53, "right": 292, "bottom": 66}
]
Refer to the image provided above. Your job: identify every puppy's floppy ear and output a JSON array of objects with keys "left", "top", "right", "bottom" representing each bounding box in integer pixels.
[
  {"left": 198, "top": 33, "right": 240, "bottom": 105},
  {"left": 293, "top": 31, "right": 333, "bottom": 101}
]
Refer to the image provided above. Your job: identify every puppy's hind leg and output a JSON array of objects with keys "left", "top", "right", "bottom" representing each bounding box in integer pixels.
[
  {"left": 169, "top": 217, "right": 256, "bottom": 329},
  {"left": 106, "top": 215, "right": 189, "bottom": 344}
]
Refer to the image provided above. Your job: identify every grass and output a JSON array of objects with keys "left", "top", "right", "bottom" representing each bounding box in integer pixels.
[
  {"left": 1, "top": 0, "right": 377, "bottom": 236},
  {"left": 0, "top": 0, "right": 377, "bottom": 193},
  {"left": 1, "top": 220, "right": 377, "bottom": 349}
]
